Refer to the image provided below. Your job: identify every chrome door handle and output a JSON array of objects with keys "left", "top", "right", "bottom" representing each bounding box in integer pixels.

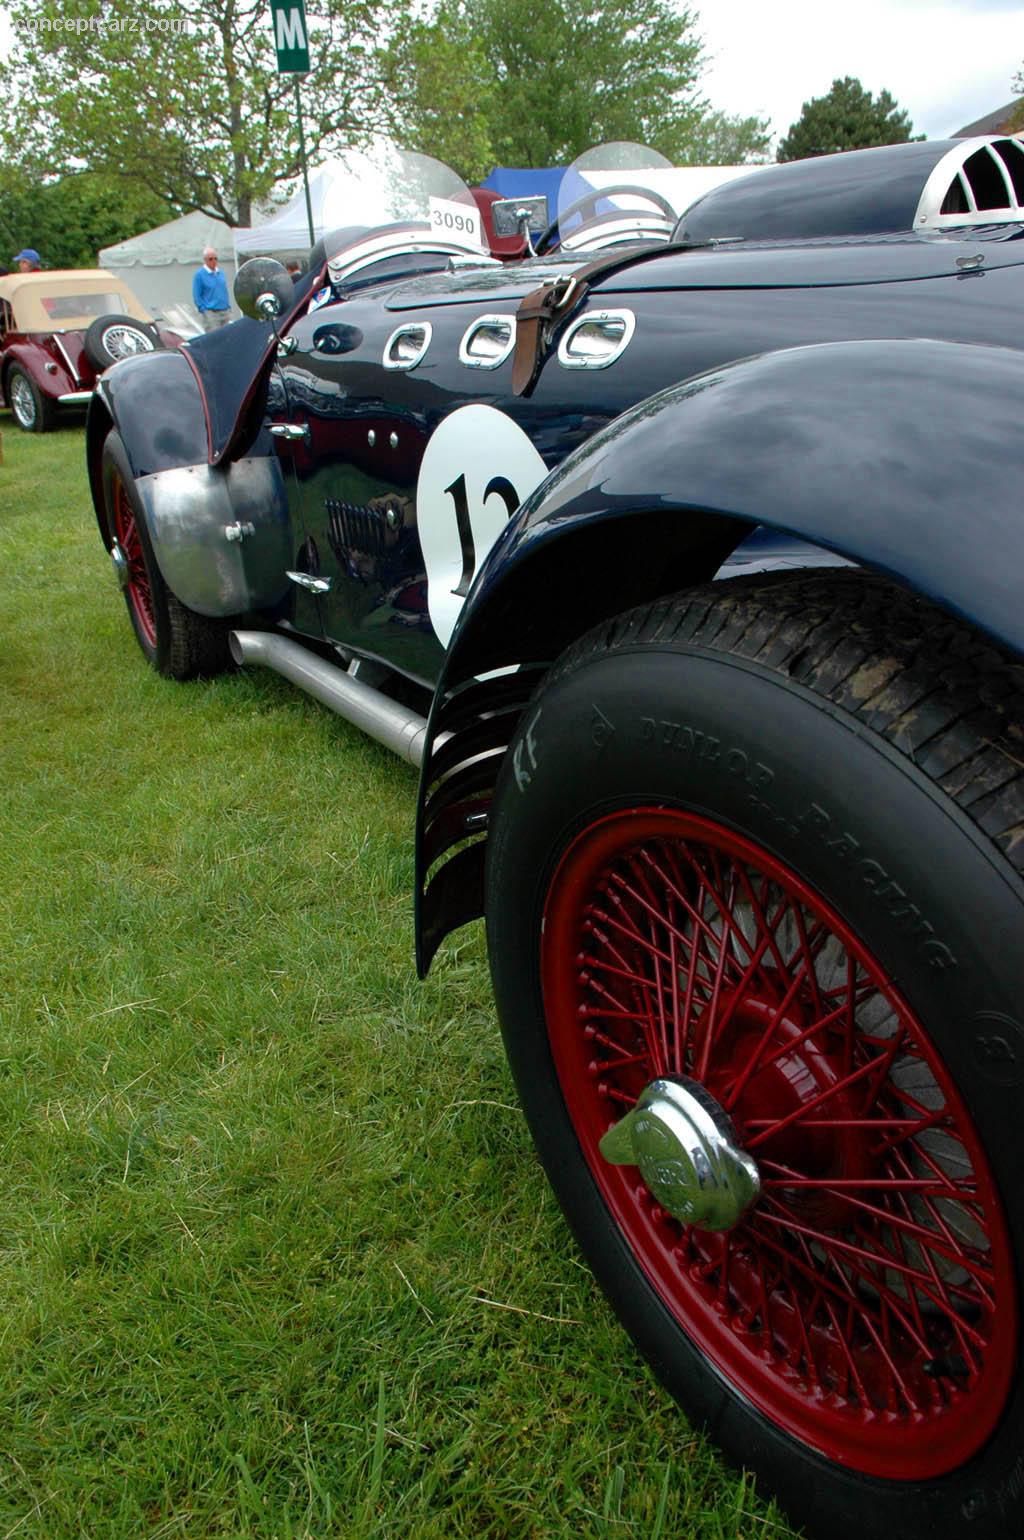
[
  {"left": 286, "top": 570, "right": 332, "bottom": 593},
  {"left": 269, "top": 422, "right": 311, "bottom": 443}
]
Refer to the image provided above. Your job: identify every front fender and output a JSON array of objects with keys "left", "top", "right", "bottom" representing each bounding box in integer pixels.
[
  {"left": 87, "top": 350, "right": 291, "bottom": 618},
  {"left": 454, "top": 337, "right": 1024, "bottom": 677},
  {"left": 415, "top": 337, "right": 1024, "bottom": 971},
  {"left": 2, "top": 340, "right": 72, "bottom": 399},
  {"left": 90, "top": 350, "right": 210, "bottom": 483}
]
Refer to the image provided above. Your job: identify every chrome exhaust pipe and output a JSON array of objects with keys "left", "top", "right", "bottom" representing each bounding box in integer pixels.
[{"left": 229, "top": 630, "right": 431, "bottom": 767}]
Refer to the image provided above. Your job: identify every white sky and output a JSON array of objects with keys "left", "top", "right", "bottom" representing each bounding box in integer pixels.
[
  {"left": 698, "top": 0, "right": 1023, "bottom": 144},
  {"left": 0, "top": 1, "right": 1020, "bottom": 147}
]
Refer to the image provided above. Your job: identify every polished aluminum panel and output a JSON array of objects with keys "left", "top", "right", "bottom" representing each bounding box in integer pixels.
[{"left": 135, "top": 456, "right": 291, "bottom": 617}]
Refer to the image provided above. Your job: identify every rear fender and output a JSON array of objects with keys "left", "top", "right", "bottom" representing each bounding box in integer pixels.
[
  {"left": 415, "top": 337, "right": 1024, "bottom": 971},
  {"left": 87, "top": 350, "right": 291, "bottom": 618}
]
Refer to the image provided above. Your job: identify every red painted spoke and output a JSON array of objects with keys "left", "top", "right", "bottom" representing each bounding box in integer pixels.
[
  {"left": 113, "top": 479, "right": 157, "bottom": 643},
  {"left": 754, "top": 1206, "right": 989, "bottom": 1343},
  {"left": 587, "top": 1026, "right": 641, "bottom": 1059},
  {"left": 647, "top": 846, "right": 752, "bottom": 964},
  {"left": 786, "top": 1225, "right": 925, "bottom": 1413},
  {"left": 601, "top": 1084, "right": 638, "bottom": 1107},
  {"left": 759, "top": 1170, "right": 976, "bottom": 1194},
  {"left": 744, "top": 1117, "right": 922, "bottom": 1130},
  {"left": 587, "top": 901, "right": 675, "bottom": 973},
  {"left": 693, "top": 928, "right": 732, "bottom": 1080},
  {"left": 641, "top": 885, "right": 671, "bottom": 1077},
  {"left": 723, "top": 987, "right": 877, "bottom": 1107},
  {"left": 580, "top": 1003, "right": 657, "bottom": 1024},
  {"left": 579, "top": 952, "right": 669, "bottom": 993},
  {"left": 890, "top": 1186, "right": 982, "bottom": 1378},
  {"left": 610, "top": 866, "right": 737, "bottom": 986},
  {"left": 791, "top": 900, "right": 826, "bottom": 1020},
  {"left": 760, "top": 1166, "right": 994, "bottom": 1296},
  {"left": 857, "top": 1025, "right": 909, "bottom": 1117},
  {"left": 595, "top": 1050, "right": 652, "bottom": 1073},
  {"left": 883, "top": 1142, "right": 996, "bottom": 1296},
  {"left": 749, "top": 1219, "right": 887, "bottom": 1343},
  {"left": 580, "top": 969, "right": 643, "bottom": 1020},
  {"left": 582, "top": 914, "right": 648, "bottom": 981},
  {"left": 757, "top": 1212, "right": 935, "bottom": 1369},
  {"left": 721, "top": 930, "right": 829, "bottom": 1111},
  {"left": 733, "top": 866, "right": 793, "bottom": 977},
  {"left": 744, "top": 1053, "right": 901, "bottom": 1151},
  {"left": 676, "top": 896, "right": 708, "bottom": 1075},
  {"left": 751, "top": 1219, "right": 924, "bottom": 1408},
  {"left": 870, "top": 1104, "right": 954, "bottom": 1161},
  {"left": 688, "top": 915, "right": 788, "bottom": 1073}
]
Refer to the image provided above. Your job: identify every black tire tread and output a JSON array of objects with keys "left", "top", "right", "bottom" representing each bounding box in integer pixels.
[
  {"left": 164, "top": 590, "right": 233, "bottom": 681},
  {"left": 101, "top": 429, "right": 232, "bottom": 681},
  {"left": 549, "top": 571, "right": 1024, "bottom": 877}
]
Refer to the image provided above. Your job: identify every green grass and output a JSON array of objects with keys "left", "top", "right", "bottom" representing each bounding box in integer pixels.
[{"left": 0, "top": 416, "right": 800, "bottom": 1538}]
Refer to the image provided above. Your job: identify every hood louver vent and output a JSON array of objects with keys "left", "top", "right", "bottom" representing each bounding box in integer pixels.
[{"left": 918, "top": 139, "right": 1024, "bottom": 229}]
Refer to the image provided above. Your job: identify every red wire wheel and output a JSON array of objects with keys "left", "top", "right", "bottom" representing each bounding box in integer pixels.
[
  {"left": 111, "top": 472, "right": 157, "bottom": 650},
  {"left": 541, "top": 807, "right": 1016, "bottom": 1479}
]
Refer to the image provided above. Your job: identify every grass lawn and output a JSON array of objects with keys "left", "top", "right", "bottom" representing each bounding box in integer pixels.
[{"left": 0, "top": 416, "right": 800, "bottom": 1539}]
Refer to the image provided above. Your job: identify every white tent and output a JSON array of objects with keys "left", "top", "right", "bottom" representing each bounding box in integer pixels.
[
  {"left": 99, "top": 209, "right": 244, "bottom": 336},
  {"left": 580, "top": 164, "right": 765, "bottom": 214},
  {"left": 585, "top": 163, "right": 765, "bottom": 207},
  {"left": 233, "top": 155, "right": 422, "bottom": 258}
]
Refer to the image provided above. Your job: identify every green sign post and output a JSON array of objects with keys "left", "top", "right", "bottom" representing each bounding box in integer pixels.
[
  {"left": 271, "top": 0, "right": 309, "bottom": 72},
  {"left": 270, "top": 0, "right": 315, "bottom": 248}
]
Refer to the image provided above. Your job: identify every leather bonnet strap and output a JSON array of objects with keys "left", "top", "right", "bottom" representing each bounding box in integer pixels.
[{"left": 510, "top": 242, "right": 689, "bottom": 398}]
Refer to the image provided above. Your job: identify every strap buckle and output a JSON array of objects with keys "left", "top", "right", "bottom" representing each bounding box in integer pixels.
[{"left": 545, "top": 273, "right": 578, "bottom": 313}]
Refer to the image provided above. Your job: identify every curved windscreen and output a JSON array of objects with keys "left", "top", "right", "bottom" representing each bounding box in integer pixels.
[
  {"left": 555, "top": 142, "right": 677, "bottom": 249},
  {"left": 317, "top": 142, "right": 486, "bottom": 253}
]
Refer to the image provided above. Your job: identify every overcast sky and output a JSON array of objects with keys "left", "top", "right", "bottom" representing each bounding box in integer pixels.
[
  {"left": 699, "top": 0, "right": 1022, "bottom": 145},
  {"left": 0, "top": 1, "right": 1020, "bottom": 147}
]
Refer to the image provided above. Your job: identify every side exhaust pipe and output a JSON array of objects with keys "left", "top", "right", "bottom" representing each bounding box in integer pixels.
[{"left": 229, "top": 630, "right": 431, "bottom": 767}]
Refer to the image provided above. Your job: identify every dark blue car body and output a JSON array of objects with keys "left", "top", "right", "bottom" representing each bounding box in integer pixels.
[{"left": 86, "top": 136, "right": 1024, "bottom": 963}]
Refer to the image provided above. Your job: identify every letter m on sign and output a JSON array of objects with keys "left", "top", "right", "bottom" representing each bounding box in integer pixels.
[{"left": 271, "top": 0, "right": 310, "bottom": 73}]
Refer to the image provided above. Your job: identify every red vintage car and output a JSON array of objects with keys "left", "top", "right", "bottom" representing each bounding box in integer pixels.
[{"left": 0, "top": 269, "right": 181, "bottom": 432}]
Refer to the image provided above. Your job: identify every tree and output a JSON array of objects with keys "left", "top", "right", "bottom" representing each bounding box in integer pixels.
[
  {"left": 1008, "top": 65, "right": 1024, "bottom": 133},
  {"left": 381, "top": 10, "right": 497, "bottom": 184},
  {"left": 674, "top": 110, "right": 771, "bottom": 168},
  {"left": 0, "top": 0, "right": 402, "bottom": 226},
  {"left": 777, "top": 77, "right": 921, "bottom": 163},
  {"left": 0, "top": 162, "right": 169, "bottom": 269},
  {"left": 386, "top": 0, "right": 768, "bottom": 177}
]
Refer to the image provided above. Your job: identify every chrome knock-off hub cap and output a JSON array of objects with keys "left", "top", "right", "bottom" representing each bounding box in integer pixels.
[
  {"left": 109, "top": 539, "right": 130, "bottom": 591},
  {"left": 599, "top": 1077, "right": 760, "bottom": 1232}
]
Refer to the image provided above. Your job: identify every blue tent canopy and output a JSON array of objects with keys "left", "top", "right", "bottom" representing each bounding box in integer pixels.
[{"left": 479, "top": 167, "right": 566, "bottom": 207}]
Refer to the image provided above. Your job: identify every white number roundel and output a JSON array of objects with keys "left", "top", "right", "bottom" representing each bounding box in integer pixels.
[{"left": 416, "top": 404, "right": 547, "bottom": 646}]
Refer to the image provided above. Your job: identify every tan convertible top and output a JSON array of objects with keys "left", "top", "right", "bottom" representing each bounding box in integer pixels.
[{"left": 0, "top": 270, "right": 151, "bottom": 331}]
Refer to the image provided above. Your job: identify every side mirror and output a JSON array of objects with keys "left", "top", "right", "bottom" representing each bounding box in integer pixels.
[
  {"left": 490, "top": 195, "right": 549, "bottom": 239},
  {"left": 233, "top": 257, "right": 294, "bottom": 322}
]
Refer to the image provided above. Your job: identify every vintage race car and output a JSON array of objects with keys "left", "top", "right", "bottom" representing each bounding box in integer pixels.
[
  {"left": 87, "top": 137, "right": 1024, "bottom": 1540},
  {"left": 0, "top": 268, "right": 179, "bottom": 432}
]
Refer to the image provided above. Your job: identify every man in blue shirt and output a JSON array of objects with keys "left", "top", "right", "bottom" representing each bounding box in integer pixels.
[{"left": 192, "top": 247, "right": 232, "bottom": 330}]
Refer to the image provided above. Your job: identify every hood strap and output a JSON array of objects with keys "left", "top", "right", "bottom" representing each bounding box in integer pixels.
[
  {"left": 510, "top": 242, "right": 689, "bottom": 398},
  {"left": 511, "top": 273, "right": 587, "bottom": 397}
]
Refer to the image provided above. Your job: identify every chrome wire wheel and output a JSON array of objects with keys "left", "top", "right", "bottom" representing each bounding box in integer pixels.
[
  {"left": 541, "top": 807, "right": 1016, "bottom": 1481},
  {"left": 102, "top": 324, "right": 155, "bottom": 362},
  {"left": 9, "top": 371, "right": 37, "bottom": 429}
]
